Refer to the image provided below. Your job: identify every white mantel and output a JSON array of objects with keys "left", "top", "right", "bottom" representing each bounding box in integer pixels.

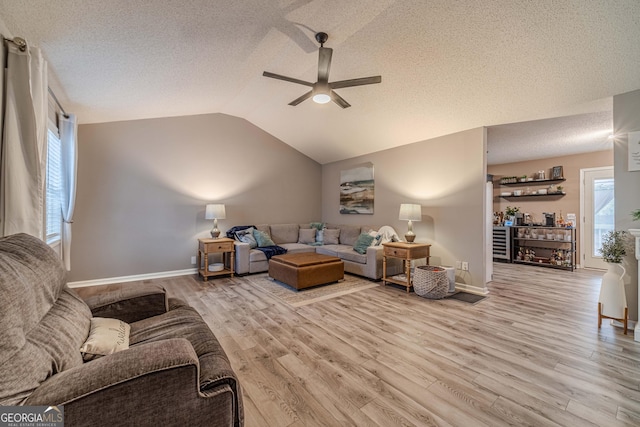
[{"left": 630, "top": 229, "right": 640, "bottom": 341}]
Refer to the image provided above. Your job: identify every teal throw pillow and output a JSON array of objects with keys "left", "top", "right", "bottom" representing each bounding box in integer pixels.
[
  {"left": 253, "top": 229, "right": 275, "bottom": 247},
  {"left": 353, "top": 233, "right": 374, "bottom": 254}
]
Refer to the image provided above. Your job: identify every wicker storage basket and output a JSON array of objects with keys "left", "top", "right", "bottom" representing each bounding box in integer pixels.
[{"left": 413, "top": 266, "right": 449, "bottom": 299}]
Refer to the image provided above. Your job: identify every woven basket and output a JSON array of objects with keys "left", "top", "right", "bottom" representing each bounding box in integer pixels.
[{"left": 413, "top": 266, "right": 449, "bottom": 299}]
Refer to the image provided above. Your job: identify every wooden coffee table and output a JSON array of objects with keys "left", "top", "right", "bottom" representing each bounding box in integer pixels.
[{"left": 269, "top": 253, "right": 344, "bottom": 290}]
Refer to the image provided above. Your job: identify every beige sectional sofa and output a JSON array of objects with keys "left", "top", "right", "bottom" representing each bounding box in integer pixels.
[{"left": 232, "top": 223, "right": 403, "bottom": 280}]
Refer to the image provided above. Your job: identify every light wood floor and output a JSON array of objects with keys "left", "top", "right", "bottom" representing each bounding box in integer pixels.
[{"left": 75, "top": 263, "right": 640, "bottom": 426}]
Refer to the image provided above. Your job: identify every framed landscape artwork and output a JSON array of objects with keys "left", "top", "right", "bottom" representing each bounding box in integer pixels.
[{"left": 340, "top": 163, "right": 374, "bottom": 214}]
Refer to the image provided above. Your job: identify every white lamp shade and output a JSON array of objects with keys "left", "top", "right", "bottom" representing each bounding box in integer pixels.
[
  {"left": 399, "top": 203, "right": 422, "bottom": 221},
  {"left": 205, "top": 204, "right": 226, "bottom": 220}
]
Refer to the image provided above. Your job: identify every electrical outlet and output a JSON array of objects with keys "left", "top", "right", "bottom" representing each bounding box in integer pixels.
[
  {"left": 462, "top": 261, "right": 469, "bottom": 271},
  {"left": 191, "top": 256, "right": 197, "bottom": 265},
  {"left": 455, "top": 261, "right": 462, "bottom": 269}
]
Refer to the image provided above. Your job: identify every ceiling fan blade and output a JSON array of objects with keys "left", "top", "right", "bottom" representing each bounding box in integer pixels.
[
  {"left": 262, "top": 71, "right": 314, "bottom": 87},
  {"left": 318, "top": 47, "right": 333, "bottom": 83},
  {"left": 330, "top": 90, "right": 351, "bottom": 109},
  {"left": 288, "top": 90, "right": 313, "bottom": 106},
  {"left": 330, "top": 76, "right": 382, "bottom": 89}
]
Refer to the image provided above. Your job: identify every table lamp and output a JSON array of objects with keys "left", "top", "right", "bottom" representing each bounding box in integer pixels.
[
  {"left": 399, "top": 203, "right": 421, "bottom": 243},
  {"left": 205, "top": 204, "right": 226, "bottom": 238}
]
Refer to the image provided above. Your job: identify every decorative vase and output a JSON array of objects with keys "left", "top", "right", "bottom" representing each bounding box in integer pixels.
[{"left": 598, "top": 262, "right": 627, "bottom": 319}]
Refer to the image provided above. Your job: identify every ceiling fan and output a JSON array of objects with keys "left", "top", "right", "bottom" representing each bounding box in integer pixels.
[{"left": 262, "top": 32, "right": 381, "bottom": 108}]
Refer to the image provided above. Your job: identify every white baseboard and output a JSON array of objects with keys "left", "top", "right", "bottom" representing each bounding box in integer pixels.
[
  {"left": 68, "top": 268, "right": 198, "bottom": 288},
  {"left": 455, "top": 282, "right": 489, "bottom": 295}
]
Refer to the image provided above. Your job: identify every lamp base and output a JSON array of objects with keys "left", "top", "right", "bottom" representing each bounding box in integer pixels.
[
  {"left": 404, "top": 233, "right": 416, "bottom": 243},
  {"left": 210, "top": 229, "right": 221, "bottom": 239}
]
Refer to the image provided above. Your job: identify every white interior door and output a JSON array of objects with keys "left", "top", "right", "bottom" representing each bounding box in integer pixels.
[{"left": 582, "top": 167, "right": 614, "bottom": 269}]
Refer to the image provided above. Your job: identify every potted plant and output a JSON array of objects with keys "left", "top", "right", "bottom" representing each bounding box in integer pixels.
[
  {"left": 556, "top": 185, "right": 564, "bottom": 194},
  {"left": 632, "top": 209, "right": 640, "bottom": 222},
  {"left": 599, "top": 230, "right": 628, "bottom": 263},
  {"left": 598, "top": 230, "right": 629, "bottom": 333},
  {"left": 505, "top": 206, "right": 519, "bottom": 217}
]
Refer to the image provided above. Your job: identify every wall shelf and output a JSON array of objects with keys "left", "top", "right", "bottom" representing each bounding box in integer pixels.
[
  {"left": 511, "top": 226, "right": 575, "bottom": 271},
  {"left": 499, "top": 178, "right": 566, "bottom": 186},
  {"left": 500, "top": 192, "right": 565, "bottom": 199}
]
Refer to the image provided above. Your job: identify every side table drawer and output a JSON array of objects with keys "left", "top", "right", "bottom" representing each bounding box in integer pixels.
[
  {"left": 212, "top": 241, "right": 234, "bottom": 252},
  {"left": 384, "top": 246, "right": 408, "bottom": 258},
  {"left": 201, "top": 241, "right": 234, "bottom": 253}
]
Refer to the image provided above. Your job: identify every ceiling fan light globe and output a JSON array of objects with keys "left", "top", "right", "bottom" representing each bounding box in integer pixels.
[{"left": 312, "top": 93, "right": 331, "bottom": 104}]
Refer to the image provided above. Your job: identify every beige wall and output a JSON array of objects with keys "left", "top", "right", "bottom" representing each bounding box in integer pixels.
[
  {"left": 321, "top": 127, "right": 488, "bottom": 292},
  {"left": 70, "top": 113, "right": 322, "bottom": 282},
  {"left": 613, "top": 89, "right": 640, "bottom": 324},
  {"left": 0, "top": 17, "right": 11, "bottom": 37},
  {"left": 488, "top": 150, "right": 613, "bottom": 259}
]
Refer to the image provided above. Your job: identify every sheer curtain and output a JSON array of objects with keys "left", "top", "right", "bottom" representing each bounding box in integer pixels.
[
  {"left": 0, "top": 39, "right": 48, "bottom": 238},
  {"left": 59, "top": 114, "right": 78, "bottom": 270}
]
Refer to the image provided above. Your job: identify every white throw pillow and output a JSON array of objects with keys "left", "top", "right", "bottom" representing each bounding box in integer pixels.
[{"left": 80, "top": 317, "right": 131, "bottom": 362}]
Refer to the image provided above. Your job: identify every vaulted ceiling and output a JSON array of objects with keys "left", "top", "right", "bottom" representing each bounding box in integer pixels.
[{"left": 1, "top": 1, "right": 638, "bottom": 164}]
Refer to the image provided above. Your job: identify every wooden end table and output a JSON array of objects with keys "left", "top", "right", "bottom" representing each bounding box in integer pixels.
[
  {"left": 198, "top": 237, "right": 235, "bottom": 281},
  {"left": 382, "top": 242, "right": 431, "bottom": 293}
]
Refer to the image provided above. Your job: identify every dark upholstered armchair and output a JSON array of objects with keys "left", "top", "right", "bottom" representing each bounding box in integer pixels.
[{"left": 0, "top": 233, "right": 243, "bottom": 426}]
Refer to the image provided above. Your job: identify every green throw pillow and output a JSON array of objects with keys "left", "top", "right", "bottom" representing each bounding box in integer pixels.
[
  {"left": 353, "top": 233, "right": 374, "bottom": 254},
  {"left": 253, "top": 229, "right": 275, "bottom": 247}
]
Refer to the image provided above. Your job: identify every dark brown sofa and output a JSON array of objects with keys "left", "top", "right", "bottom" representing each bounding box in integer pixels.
[{"left": 0, "top": 233, "right": 243, "bottom": 427}]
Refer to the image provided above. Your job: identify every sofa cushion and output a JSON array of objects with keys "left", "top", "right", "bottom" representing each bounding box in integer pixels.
[
  {"left": 249, "top": 249, "right": 268, "bottom": 262},
  {"left": 0, "top": 288, "right": 91, "bottom": 405},
  {"left": 297, "top": 228, "right": 316, "bottom": 244},
  {"left": 315, "top": 245, "right": 340, "bottom": 257},
  {"left": 0, "top": 233, "right": 68, "bottom": 350},
  {"left": 323, "top": 229, "right": 340, "bottom": 245},
  {"left": 0, "top": 234, "right": 92, "bottom": 405},
  {"left": 270, "top": 224, "right": 299, "bottom": 244},
  {"left": 130, "top": 299, "right": 239, "bottom": 393},
  {"left": 337, "top": 246, "right": 368, "bottom": 264},
  {"left": 279, "top": 243, "right": 317, "bottom": 254},
  {"left": 336, "top": 224, "right": 361, "bottom": 246}
]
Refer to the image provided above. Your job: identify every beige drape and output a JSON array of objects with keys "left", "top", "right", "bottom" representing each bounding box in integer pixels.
[{"left": 0, "top": 39, "right": 48, "bottom": 238}]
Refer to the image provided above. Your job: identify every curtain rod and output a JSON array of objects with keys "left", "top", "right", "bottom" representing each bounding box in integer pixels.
[
  {"left": 3, "top": 36, "right": 70, "bottom": 119},
  {"left": 3, "top": 36, "right": 26, "bottom": 51}
]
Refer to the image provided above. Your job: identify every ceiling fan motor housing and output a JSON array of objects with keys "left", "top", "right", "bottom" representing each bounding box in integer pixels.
[{"left": 315, "top": 32, "right": 328, "bottom": 46}]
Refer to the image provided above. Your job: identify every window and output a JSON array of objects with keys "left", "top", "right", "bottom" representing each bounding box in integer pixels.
[{"left": 46, "top": 127, "right": 63, "bottom": 244}]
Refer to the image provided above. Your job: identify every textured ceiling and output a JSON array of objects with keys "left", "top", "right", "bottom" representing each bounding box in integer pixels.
[{"left": 0, "top": 0, "right": 637, "bottom": 164}]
